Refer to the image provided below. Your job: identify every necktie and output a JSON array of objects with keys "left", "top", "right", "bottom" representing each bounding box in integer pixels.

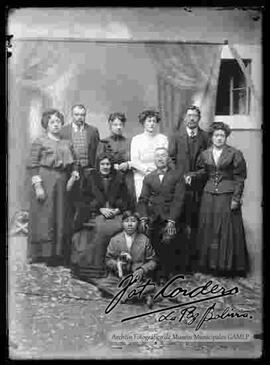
[{"left": 190, "top": 130, "right": 196, "bottom": 138}]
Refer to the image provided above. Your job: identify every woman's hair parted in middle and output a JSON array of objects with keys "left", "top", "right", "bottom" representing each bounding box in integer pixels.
[
  {"left": 209, "top": 121, "right": 231, "bottom": 137},
  {"left": 96, "top": 152, "right": 114, "bottom": 170},
  {"left": 108, "top": 112, "right": 127, "bottom": 124},
  {"left": 138, "top": 110, "right": 161, "bottom": 125},
  {"left": 41, "top": 109, "right": 64, "bottom": 129}
]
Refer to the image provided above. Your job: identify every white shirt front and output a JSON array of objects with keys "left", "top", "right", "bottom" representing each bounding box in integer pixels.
[
  {"left": 186, "top": 126, "right": 198, "bottom": 137},
  {"left": 158, "top": 167, "right": 168, "bottom": 182},
  {"left": 124, "top": 232, "right": 135, "bottom": 252},
  {"left": 212, "top": 147, "right": 223, "bottom": 165}
]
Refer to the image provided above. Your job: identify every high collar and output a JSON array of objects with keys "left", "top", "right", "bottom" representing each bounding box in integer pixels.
[
  {"left": 100, "top": 172, "right": 112, "bottom": 179},
  {"left": 143, "top": 130, "right": 158, "bottom": 138},
  {"left": 110, "top": 134, "right": 125, "bottom": 141}
]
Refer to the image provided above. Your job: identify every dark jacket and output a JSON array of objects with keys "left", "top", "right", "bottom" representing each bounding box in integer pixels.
[
  {"left": 60, "top": 123, "right": 100, "bottom": 168},
  {"left": 169, "top": 127, "right": 209, "bottom": 173},
  {"left": 105, "top": 231, "right": 158, "bottom": 276},
  {"left": 192, "top": 145, "right": 247, "bottom": 203},
  {"left": 82, "top": 169, "right": 130, "bottom": 214},
  {"left": 97, "top": 135, "right": 131, "bottom": 165},
  {"left": 137, "top": 167, "right": 186, "bottom": 223},
  {"left": 74, "top": 169, "right": 130, "bottom": 229}
]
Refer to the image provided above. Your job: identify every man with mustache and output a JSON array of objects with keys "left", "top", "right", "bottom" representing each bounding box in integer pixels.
[
  {"left": 169, "top": 106, "right": 209, "bottom": 273},
  {"left": 60, "top": 104, "right": 100, "bottom": 224},
  {"left": 137, "top": 147, "right": 186, "bottom": 283}
]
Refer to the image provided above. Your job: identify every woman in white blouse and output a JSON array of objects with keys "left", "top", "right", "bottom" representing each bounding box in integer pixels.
[{"left": 129, "top": 110, "right": 168, "bottom": 200}]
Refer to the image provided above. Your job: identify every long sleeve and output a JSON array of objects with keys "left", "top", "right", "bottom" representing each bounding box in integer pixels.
[
  {"left": 169, "top": 174, "right": 186, "bottom": 222},
  {"left": 93, "top": 127, "right": 100, "bottom": 150},
  {"left": 88, "top": 126, "right": 100, "bottom": 168},
  {"left": 232, "top": 150, "right": 247, "bottom": 203},
  {"left": 190, "top": 152, "right": 208, "bottom": 185},
  {"left": 68, "top": 141, "right": 79, "bottom": 172},
  {"left": 28, "top": 138, "right": 43, "bottom": 177},
  {"left": 168, "top": 134, "right": 177, "bottom": 168},
  {"left": 105, "top": 238, "right": 120, "bottom": 274}
]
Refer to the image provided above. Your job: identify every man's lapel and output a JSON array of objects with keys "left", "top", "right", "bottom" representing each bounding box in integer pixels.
[
  {"left": 193, "top": 129, "right": 204, "bottom": 157},
  {"left": 85, "top": 124, "right": 92, "bottom": 144},
  {"left": 179, "top": 128, "right": 189, "bottom": 156},
  {"left": 152, "top": 170, "right": 162, "bottom": 190}
]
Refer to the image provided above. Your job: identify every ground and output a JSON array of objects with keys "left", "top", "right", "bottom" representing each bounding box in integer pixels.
[{"left": 8, "top": 236, "right": 262, "bottom": 359}]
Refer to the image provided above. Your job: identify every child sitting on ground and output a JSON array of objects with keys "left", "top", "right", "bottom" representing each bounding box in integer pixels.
[{"left": 97, "top": 210, "right": 158, "bottom": 307}]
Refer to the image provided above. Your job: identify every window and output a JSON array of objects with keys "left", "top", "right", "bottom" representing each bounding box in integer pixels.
[{"left": 215, "top": 59, "right": 251, "bottom": 116}]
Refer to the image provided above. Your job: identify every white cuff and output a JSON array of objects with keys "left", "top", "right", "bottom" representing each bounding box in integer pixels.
[{"left": 32, "top": 175, "right": 42, "bottom": 185}]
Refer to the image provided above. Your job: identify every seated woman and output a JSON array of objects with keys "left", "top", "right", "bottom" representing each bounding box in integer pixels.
[
  {"left": 71, "top": 153, "right": 131, "bottom": 280},
  {"left": 188, "top": 122, "right": 250, "bottom": 277},
  {"left": 27, "top": 109, "right": 79, "bottom": 266},
  {"left": 96, "top": 211, "right": 158, "bottom": 307},
  {"left": 96, "top": 112, "right": 136, "bottom": 209}
]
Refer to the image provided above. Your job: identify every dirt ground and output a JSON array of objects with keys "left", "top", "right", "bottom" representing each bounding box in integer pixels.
[{"left": 8, "top": 236, "right": 263, "bottom": 359}]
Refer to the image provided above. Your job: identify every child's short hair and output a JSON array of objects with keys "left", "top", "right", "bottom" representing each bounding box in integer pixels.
[{"left": 122, "top": 210, "right": 141, "bottom": 222}]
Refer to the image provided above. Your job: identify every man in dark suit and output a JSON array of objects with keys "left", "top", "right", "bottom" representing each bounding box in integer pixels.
[
  {"left": 137, "top": 147, "right": 186, "bottom": 283},
  {"left": 168, "top": 105, "right": 209, "bottom": 272},
  {"left": 60, "top": 104, "right": 100, "bottom": 259}
]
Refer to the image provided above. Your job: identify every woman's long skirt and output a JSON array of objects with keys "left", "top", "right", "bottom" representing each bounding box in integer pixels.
[
  {"left": 28, "top": 167, "right": 71, "bottom": 265},
  {"left": 72, "top": 215, "right": 123, "bottom": 280},
  {"left": 196, "top": 192, "right": 250, "bottom": 277}
]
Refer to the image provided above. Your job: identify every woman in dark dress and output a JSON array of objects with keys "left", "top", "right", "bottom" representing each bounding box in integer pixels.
[
  {"left": 27, "top": 109, "right": 79, "bottom": 266},
  {"left": 72, "top": 153, "right": 131, "bottom": 279},
  {"left": 189, "top": 122, "right": 250, "bottom": 277},
  {"left": 97, "top": 112, "right": 136, "bottom": 210}
]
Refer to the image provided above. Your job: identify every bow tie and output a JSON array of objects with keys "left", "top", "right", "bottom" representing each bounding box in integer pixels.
[
  {"left": 158, "top": 170, "right": 166, "bottom": 175},
  {"left": 190, "top": 131, "right": 196, "bottom": 138}
]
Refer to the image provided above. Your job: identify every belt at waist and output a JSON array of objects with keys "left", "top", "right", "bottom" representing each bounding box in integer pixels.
[{"left": 204, "top": 179, "right": 235, "bottom": 193}]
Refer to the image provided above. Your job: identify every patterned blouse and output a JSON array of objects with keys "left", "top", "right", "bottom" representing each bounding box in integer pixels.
[{"left": 29, "top": 135, "right": 76, "bottom": 177}]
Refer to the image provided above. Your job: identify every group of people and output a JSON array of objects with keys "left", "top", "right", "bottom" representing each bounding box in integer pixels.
[{"left": 27, "top": 103, "right": 250, "bottom": 293}]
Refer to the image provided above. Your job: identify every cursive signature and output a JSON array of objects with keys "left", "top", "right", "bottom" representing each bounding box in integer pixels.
[
  {"left": 104, "top": 273, "right": 241, "bottom": 328},
  {"left": 157, "top": 302, "right": 252, "bottom": 330}
]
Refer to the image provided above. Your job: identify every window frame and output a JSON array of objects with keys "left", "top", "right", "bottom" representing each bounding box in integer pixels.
[{"left": 214, "top": 45, "right": 261, "bottom": 130}]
